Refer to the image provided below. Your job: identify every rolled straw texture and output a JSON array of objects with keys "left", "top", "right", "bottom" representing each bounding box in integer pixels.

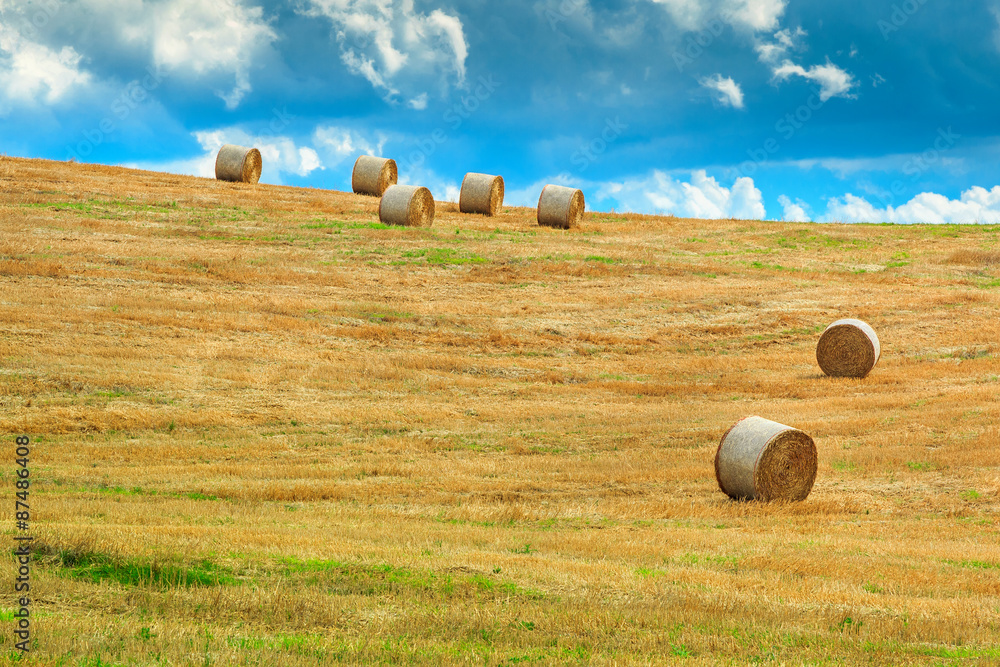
[
  {"left": 352, "top": 156, "right": 397, "bottom": 196},
  {"left": 816, "top": 319, "right": 881, "bottom": 378},
  {"left": 215, "top": 145, "right": 262, "bottom": 184},
  {"left": 715, "top": 416, "right": 818, "bottom": 502},
  {"left": 537, "top": 184, "right": 584, "bottom": 229},
  {"left": 459, "top": 173, "right": 504, "bottom": 216},
  {"left": 379, "top": 185, "right": 435, "bottom": 227}
]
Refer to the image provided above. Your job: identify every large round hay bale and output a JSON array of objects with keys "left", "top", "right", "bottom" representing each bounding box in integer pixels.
[
  {"left": 379, "top": 185, "right": 434, "bottom": 227},
  {"left": 215, "top": 144, "right": 262, "bottom": 184},
  {"left": 537, "top": 184, "right": 584, "bottom": 229},
  {"left": 715, "top": 416, "right": 818, "bottom": 502},
  {"left": 352, "top": 156, "right": 397, "bottom": 196},
  {"left": 816, "top": 319, "right": 880, "bottom": 378},
  {"left": 459, "top": 173, "right": 504, "bottom": 216}
]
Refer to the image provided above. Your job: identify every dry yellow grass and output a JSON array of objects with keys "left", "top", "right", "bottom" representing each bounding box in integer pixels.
[{"left": 0, "top": 156, "right": 999, "bottom": 664}]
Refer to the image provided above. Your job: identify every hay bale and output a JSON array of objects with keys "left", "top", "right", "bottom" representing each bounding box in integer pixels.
[
  {"left": 352, "top": 156, "right": 397, "bottom": 196},
  {"left": 816, "top": 319, "right": 881, "bottom": 378},
  {"left": 459, "top": 173, "right": 504, "bottom": 216},
  {"left": 537, "top": 184, "right": 584, "bottom": 229},
  {"left": 215, "top": 144, "right": 262, "bottom": 184},
  {"left": 715, "top": 416, "right": 818, "bottom": 502},
  {"left": 379, "top": 185, "right": 434, "bottom": 227}
]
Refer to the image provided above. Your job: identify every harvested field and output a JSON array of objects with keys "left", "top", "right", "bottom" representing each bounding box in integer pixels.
[{"left": 0, "top": 156, "right": 999, "bottom": 665}]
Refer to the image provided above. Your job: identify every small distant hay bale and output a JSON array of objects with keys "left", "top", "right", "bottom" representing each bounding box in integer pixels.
[
  {"left": 352, "top": 156, "right": 397, "bottom": 196},
  {"left": 816, "top": 319, "right": 881, "bottom": 378},
  {"left": 537, "top": 184, "right": 584, "bottom": 229},
  {"left": 459, "top": 173, "right": 504, "bottom": 216},
  {"left": 379, "top": 185, "right": 434, "bottom": 227},
  {"left": 215, "top": 145, "right": 262, "bottom": 184},
  {"left": 715, "top": 416, "right": 818, "bottom": 502}
]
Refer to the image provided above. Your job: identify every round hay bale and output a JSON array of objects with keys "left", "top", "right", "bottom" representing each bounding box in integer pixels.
[
  {"left": 537, "top": 184, "right": 584, "bottom": 229},
  {"left": 352, "top": 156, "right": 398, "bottom": 196},
  {"left": 215, "top": 144, "right": 262, "bottom": 184},
  {"left": 459, "top": 173, "right": 504, "bottom": 216},
  {"left": 379, "top": 184, "right": 434, "bottom": 227},
  {"left": 715, "top": 416, "right": 818, "bottom": 502},
  {"left": 816, "top": 319, "right": 881, "bottom": 378}
]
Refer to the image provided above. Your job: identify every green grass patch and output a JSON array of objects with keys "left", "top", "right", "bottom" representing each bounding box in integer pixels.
[
  {"left": 39, "top": 547, "right": 236, "bottom": 588},
  {"left": 944, "top": 559, "right": 1000, "bottom": 570},
  {"left": 276, "top": 557, "right": 546, "bottom": 600},
  {"left": 402, "top": 248, "right": 487, "bottom": 265}
]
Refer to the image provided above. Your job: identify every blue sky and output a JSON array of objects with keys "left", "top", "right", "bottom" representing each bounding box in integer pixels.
[{"left": 2, "top": 0, "right": 1000, "bottom": 222}]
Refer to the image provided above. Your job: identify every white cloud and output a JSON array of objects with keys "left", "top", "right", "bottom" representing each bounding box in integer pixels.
[
  {"left": 772, "top": 58, "right": 857, "bottom": 101},
  {"left": 727, "top": 0, "right": 787, "bottom": 32},
  {"left": 0, "top": 24, "right": 91, "bottom": 109},
  {"left": 649, "top": 0, "right": 787, "bottom": 32},
  {"left": 822, "top": 187, "right": 1000, "bottom": 224},
  {"left": 301, "top": 0, "right": 468, "bottom": 103},
  {"left": 755, "top": 26, "right": 806, "bottom": 64},
  {"left": 700, "top": 74, "right": 744, "bottom": 109},
  {"left": 133, "top": 128, "right": 323, "bottom": 184},
  {"left": 313, "top": 125, "right": 387, "bottom": 164},
  {"left": 778, "top": 194, "right": 810, "bottom": 221},
  {"left": 407, "top": 93, "right": 428, "bottom": 110},
  {"left": 145, "top": 0, "right": 276, "bottom": 109},
  {"left": 397, "top": 164, "right": 460, "bottom": 203},
  {"left": 597, "top": 169, "right": 766, "bottom": 219},
  {"left": 62, "top": 0, "right": 276, "bottom": 109}
]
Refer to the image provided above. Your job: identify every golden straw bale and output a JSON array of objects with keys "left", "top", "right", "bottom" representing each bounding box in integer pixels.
[
  {"left": 215, "top": 145, "right": 262, "bottom": 184},
  {"left": 715, "top": 416, "right": 818, "bottom": 502},
  {"left": 816, "top": 319, "right": 881, "bottom": 378},
  {"left": 379, "top": 185, "right": 434, "bottom": 227}
]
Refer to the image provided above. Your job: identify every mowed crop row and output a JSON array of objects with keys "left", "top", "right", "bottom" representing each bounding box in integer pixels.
[{"left": 0, "top": 157, "right": 998, "bottom": 665}]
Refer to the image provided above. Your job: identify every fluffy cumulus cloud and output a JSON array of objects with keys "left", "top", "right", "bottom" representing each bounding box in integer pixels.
[
  {"left": 700, "top": 74, "right": 744, "bottom": 108},
  {"left": 649, "top": 0, "right": 787, "bottom": 32},
  {"left": 135, "top": 127, "right": 322, "bottom": 184},
  {"left": 597, "top": 170, "right": 766, "bottom": 219},
  {"left": 147, "top": 0, "right": 276, "bottom": 108},
  {"left": 313, "top": 125, "right": 387, "bottom": 166},
  {"left": 0, "top": 24, "right": 91, "bottom": 110},
  {"left": 778, "top": 194, "right": 810, "bottom": 221},
  {"left": 823, "top": 187, "right": 1000, "bottom": 224},
  {"left": 28, "top": 0, "right": 278, "bottom": 110},
  {"left": 302, "top": 0, "right": 468, "bottom": 103}
]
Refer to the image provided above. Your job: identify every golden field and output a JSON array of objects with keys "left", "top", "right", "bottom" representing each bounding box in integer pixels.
[{"left": 0, "top": 156, "right": 998, "bottom": 665}]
